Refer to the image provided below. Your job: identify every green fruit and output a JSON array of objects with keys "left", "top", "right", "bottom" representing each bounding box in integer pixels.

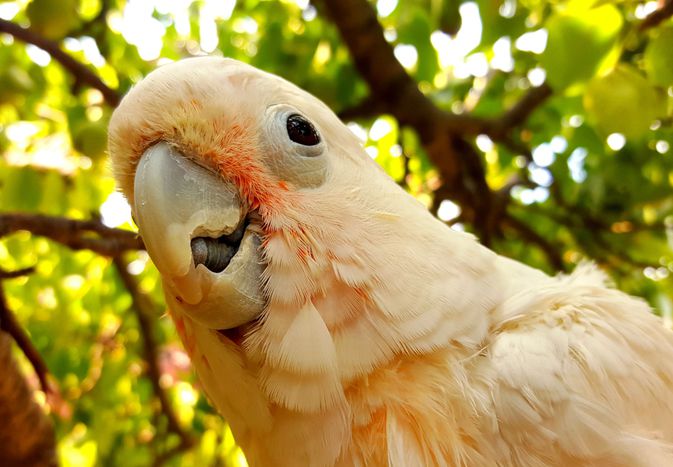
[
  {"left": 583, "top": 65, "right": 663, "bottom": 139},
  {"left": 26, "top": 0, "right": 79, "bottom": 40},
  {"left": 73, "top": 122, "right": 108, "bottom": 161},
  {"left": 644, "top": 26, "right": 673, "bottom": 88},
  {"left": 0, "top": 66, "right": 34, "bottom": 105},
  {"left": 541, "top": 4, "right": 623, "bottom": 91}
]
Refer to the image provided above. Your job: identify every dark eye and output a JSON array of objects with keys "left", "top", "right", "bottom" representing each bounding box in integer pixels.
[{"left": 286, "top": 114, "right": 320, "bottom": 146}]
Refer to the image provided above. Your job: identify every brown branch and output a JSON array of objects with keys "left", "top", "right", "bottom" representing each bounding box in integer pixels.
[
  {"left": 488, "top": 83, "right": 553, "bottom": 140},
  {"left": 0, "top": 266, "right": 36, "bottom": 279},
  {"left": 0, "top": 18, "right": 120, "bottom": 107},
  {"left": 0, "top": 330, "right": 57, "bottom": 466},
  {"left": 639, "top": 0, "right": 673, "bottom": 31},
  {"left": 320, "top": 0, "right": 551, "bottom": 139},
  {"left": 320, "top": 0, "right": 555, "bottom": 246},
  {"left": 320, "top": 0, "right": 481, "bottom": 138},
  {"left": 321, "top": 0, "right": 492, "bottom": 233},
  {"left": 0, "top": 213, "right": 143, "bottom": 256},
  {"left": 0, "top": 277, "right": 54, "bottom": 396},
  {"left": 112, "top": 256, "right": 194, "bottom": 463}
]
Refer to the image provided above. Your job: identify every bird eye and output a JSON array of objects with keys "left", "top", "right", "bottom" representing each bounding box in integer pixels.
[{"left": 286, "top": 114, "right": 320, "bottom": 146}]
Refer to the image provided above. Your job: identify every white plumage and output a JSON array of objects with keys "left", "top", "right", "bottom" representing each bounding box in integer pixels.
[{"left": 109, "top": 57, "right": 673, "bottom": 466}]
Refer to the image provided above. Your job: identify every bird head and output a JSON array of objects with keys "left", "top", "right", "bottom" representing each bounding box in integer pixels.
[
  {"left": 109, "top": 57, "right": 391, "bottom": 331},
  {"left": 108, "top": 58, "right": 498, "bottom": 446}
]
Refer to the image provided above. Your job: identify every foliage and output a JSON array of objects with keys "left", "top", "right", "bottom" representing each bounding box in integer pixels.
[{"left": 0, "top": 0, "right": 671, "bottom": 465}]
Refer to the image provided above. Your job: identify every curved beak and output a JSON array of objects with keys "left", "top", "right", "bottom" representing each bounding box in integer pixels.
[{"left": 133, "top": 142, "right": 264, "bottom": 329}]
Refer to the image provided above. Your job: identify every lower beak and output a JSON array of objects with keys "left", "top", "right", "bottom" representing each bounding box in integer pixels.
[{"left": 133, "top": 142, "right": 264, "bottom": 329}]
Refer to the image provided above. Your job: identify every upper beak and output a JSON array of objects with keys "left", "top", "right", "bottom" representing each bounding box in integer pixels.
[{"left": 133, "top": 142, "right": 264, "bottom": 329}]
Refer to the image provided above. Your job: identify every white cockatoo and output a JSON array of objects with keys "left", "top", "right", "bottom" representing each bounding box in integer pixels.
[{"left": 108, "top": 57, "right": 673, "bottom": 466}]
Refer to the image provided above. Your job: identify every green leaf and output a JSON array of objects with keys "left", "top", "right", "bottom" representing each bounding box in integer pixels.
[
  {"left": 584, "top": 64, "right": 664, "bottom": 139},
  {"left": 397, "top": 8, "right": 439, "bottom": 82},
  {"left": 541, "top": 3, "right": 623, "bottom": 91},
  {"left": 644, "top": 26, "right": 673, "bottom": 88}
]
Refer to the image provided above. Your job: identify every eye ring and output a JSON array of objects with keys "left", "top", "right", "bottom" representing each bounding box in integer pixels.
[{"left": 286, "top": 114, "right": 321, "bottom": 146}]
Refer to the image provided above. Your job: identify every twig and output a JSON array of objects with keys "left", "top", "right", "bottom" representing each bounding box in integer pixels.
[
  {"left": 0, "top": 213, "right": 143, "bottom": 256},
  {"left": 639, "top": 0, "right": 673, "bottom": 31},
  {"left": 487, "top": 83, "right": 553, "bottom": 140},
  {"left": 152, "top": 439, "right": 194, "bottom": 467},
  {"left": 0, "top": 18, "right": 120, "bottom": 107},
  {"left": 112, "top": 256, "right": 194, "bottom": 463},
  {"left": 0, "top": 267, "right": 36, "bottom": 279},
  {"left": 0, "top": 277, "right": 54, "bottom": 395}
]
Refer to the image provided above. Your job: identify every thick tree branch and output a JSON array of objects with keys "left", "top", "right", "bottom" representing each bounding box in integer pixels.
[
  {"left": 0, "top": 329, "right": 57, "bottom": 466},
  {"left": 0, "top": 18, "right": 120, "bottom": 107},
  {"left": 0, "top": 213, "right": 191, "bottom": 461},
  {"left": 321, "top": 0, "right": 489, "bottom": 233},
  {"left": 112, "top": 256, "right": 194, "bottom": 464},
  {"left": 320, "top": 0, "right": 552, "bottom": 245},
  {"left": 0, "top": 271, "right": 55, "bottom": 396},
  {"left": 639, "top": 0, "right": 673, "bottom": 31},
  {"left": 320, "top": 0, "right": 481, "bottom": 139},
  {"left": 0, "top": 213, "right": 143, "bottom": 256},
  {"left": 320, "top": 0, "right": 551, "bottom": 140}
]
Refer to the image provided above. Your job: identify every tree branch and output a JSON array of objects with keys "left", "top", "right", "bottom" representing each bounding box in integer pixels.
[
  {"left": 0, "top": 18, "right": 120, "bottom": 107},
  {"left": 320, "top": 0, "right": 490, "bottom": 234},
  {"left": 319, "top": 0, "right": 553, "bottom": 245},
  {"left": 0, "top": 329, "right": 57, "bottom": 466},
  {"left": 1, "top": 214, "right": 191, "bottom": 460},
  {"left": 320, "top": 0, "right": 551, "bottom": 139},
  {"left": 0, "top": 213, "right": 143, "bottom": 256},
  {"left": 488, "top": 83, "right": 553, "bottom": 140},
  {"left": 320, "top": 0, "right": 479, "bottom": 138},
  {"left": 639, "top": 0, "right": 673, "bottom": 31},
  {"left": 112, "top": 256, "right": 194, "bottom": 464},
  {"left": 0, "top": 273, "right": 55, "bottom": 396},
  {"left": 0, "top": 266, "right": 36, "bottom": 280}
]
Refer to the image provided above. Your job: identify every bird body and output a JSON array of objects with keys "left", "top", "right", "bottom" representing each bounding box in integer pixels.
[{"left": 109, "top": 57, "right": 673, "bottom": 466}]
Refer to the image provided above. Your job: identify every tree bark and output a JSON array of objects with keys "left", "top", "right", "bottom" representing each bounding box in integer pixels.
[{"left": 0, "top": 331, "right": 57, "bottom": 466}]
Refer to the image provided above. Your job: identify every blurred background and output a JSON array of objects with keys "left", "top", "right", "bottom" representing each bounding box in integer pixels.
[{"left": 0, "top": 0, "right": 672, "bottom": 465}]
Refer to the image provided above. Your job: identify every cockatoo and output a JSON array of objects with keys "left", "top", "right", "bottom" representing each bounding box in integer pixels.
[{"left": 108, "top": 57, "right": 673, "bottom": 466}]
